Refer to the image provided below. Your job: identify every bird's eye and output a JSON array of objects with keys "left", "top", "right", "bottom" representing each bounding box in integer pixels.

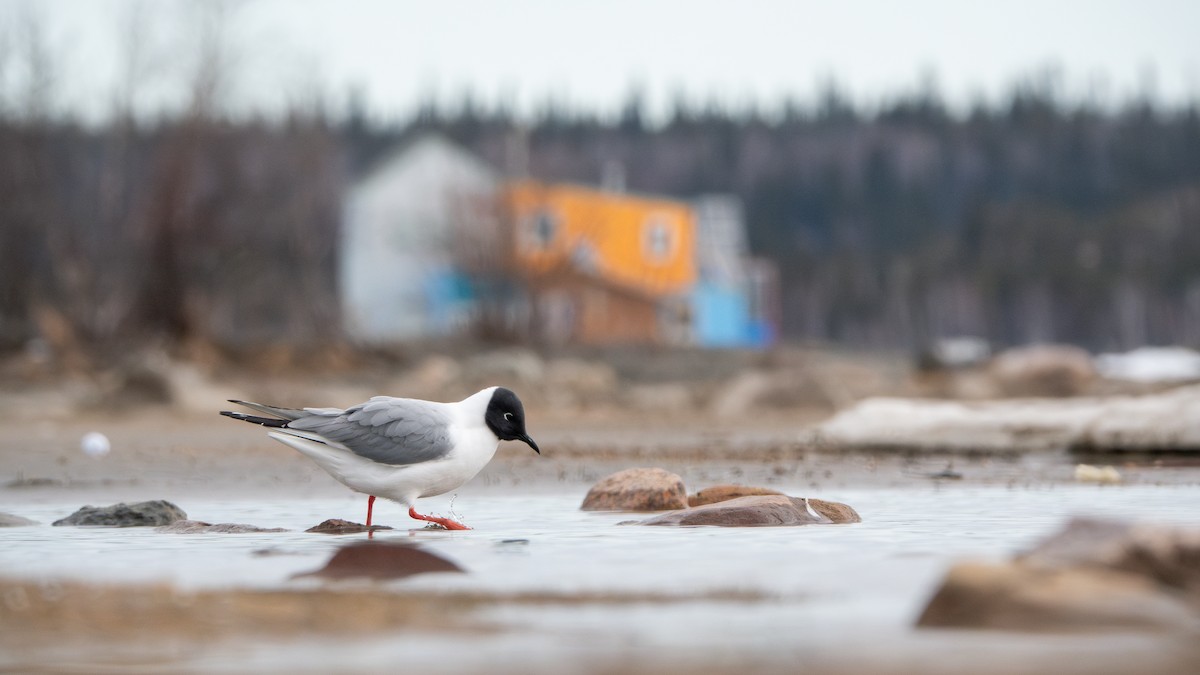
[{"left": 503, "top": 412, "right": 513, "bottom": 421}]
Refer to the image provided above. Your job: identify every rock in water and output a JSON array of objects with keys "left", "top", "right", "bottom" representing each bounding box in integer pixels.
[
  {"left": 917, "top": 517, "right": 1200, "bottom": 631},
  {"left": 305, "top": 518, "right": 394, "bottom": 534},
  {"left": 806, "top": 497, "right": 862, "bottom": 524},
  {"left": 637, "top": 496, "right": 834, "bottom": 527},
  {"left": 688, "top": 485, "right": 784, "bottom": 507},
  {"left": 580, "top": 467, "right": 688, "bottom": 512},
  {"left": 916, "top": 561, "right": 1195, "bottom": 632},
  {"left": 0, "top": 512, "right": 38, "bottom": 527},
  {"left": 1018, "top": 517, "right": 1200, "bottom": 591},
  {"left": 294, "top": 542, "right": 464, "bottom": 580},
  {"left": 685, "top": 487, "right": 862, "bottom": 523},
  {"left": 157, "top": 520, "right": 288, "bottom": 533},
  {"left": 52, "top": 500, "right": 186, "bottom": 527}
]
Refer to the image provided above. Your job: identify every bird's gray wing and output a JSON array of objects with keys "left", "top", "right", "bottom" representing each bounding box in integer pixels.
[{"left": 287, "top": 396, "right": 453, "bottom": 466}]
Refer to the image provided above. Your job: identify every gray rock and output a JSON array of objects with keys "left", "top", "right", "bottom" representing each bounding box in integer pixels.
[
  {"left": 636, "top": 496, "right": 834, "bottom": 527},
  {"left": 53, "top": 500, "right": 187, "bottom": 527},
  {"left": 306, "top": 518, "right": 394, "bottom": 534},
  {"left": 0, "top": 512, "right": 38, "bottom": 527},
  {"left": 157, "top": 520, "right": 287, "bottom": 534}
]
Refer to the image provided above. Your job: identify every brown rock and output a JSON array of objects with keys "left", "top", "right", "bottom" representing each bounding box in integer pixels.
[
  {"left": 806, "top": 498, "right": 862, "bottom": 524},
  {"left": 637, "top": 496, "right": 833, "bottom": 527},
  {"left": 294, "top": 542, "right": 464, "bottom": 580},
  {"left": 989, "top": 344, "right": 1096, "bottom": 397},
  {"left": 918, "top": 518, "right": 1200, "bottom": 632},
  {"left": 157, "top": 520, "right": 288, "bottom": 534},
  {"left": 580, "top": 468, "right": 688, "bottom": 512},
  {"left": 305, "top": 519, "right": 394, "bottom": 534},
  {"left": 688, "top": 485, "right": 783, "bottom": 507},
  {"left": 686, "top": 487, "right": 861, "bottom": 523},
  {"left": 1019, "top": 517, "right": 1200, "bottom": 592},
  {"left": 916, "top": 561, "right": 1195, "bottom": 631}
]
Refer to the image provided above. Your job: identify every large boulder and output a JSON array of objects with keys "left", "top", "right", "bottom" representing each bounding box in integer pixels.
[
  {"left": 637, "top": 496, "right": 842, "bottom": 527},
  {"left": 917, "top": 518, "right": 1200, "bottom": 632},
  {"left": 688, "top": 485, "right": 784, "bottom": 507},
  {"left": 685, "top": 486, "right": 862, "bottom": 523},
  {"left": 1018, "top": 518, "right": 1200, "bottom": 591},
  {"left": 53, "top": 500, "right": 187, "bottom": 527},
  {"left": 916, "top": 561, "right": 1195, "bottom": 631},
  {"left": 581, "top": 468, "right": 688, "bottom": 512}
]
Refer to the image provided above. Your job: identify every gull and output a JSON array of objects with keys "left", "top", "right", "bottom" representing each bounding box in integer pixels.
[{"left": 220, "top": 387, "right": 539, "bottom": 530}]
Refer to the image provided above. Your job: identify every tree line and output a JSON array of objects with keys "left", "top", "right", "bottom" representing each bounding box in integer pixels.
[{"left": 3, "top": 78, "right": 1200, "bottom": 361}]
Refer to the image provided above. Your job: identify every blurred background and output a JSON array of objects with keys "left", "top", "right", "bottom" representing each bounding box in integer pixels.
[
  {"left": 5, "top": 4, "right": 1200, "bottom": 672},
  {"left": 1, "top": 0, "right": 1199, "bottom": 408}
]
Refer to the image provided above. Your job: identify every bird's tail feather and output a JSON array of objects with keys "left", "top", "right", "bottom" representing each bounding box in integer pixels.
[
  {"left": 224, "top": 399, "right": 309, "bottom": 421},
  {"left": 219, "top": 410, "right": 290, "bottom": 428}
]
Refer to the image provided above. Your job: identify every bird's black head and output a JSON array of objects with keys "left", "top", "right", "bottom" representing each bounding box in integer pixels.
[{"left": 485, "top": 387, "right": 539, "bottom": 454}]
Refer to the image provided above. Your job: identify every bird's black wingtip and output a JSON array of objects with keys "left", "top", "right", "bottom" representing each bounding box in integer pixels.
[{"left": 219, "top": 410, "right": 290, "bottom": 427}]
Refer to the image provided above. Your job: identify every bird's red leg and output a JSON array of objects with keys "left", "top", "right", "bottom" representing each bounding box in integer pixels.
[
  {"left": 408, "top": 506, "right": 471, "bottom": 531},
  {"left": 366, "top": 495, "right": 376, "bottom": 539}
]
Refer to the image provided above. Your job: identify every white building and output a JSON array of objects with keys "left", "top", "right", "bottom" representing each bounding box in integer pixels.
[{"left": 340, "top": 135, "right": 500, "bottom": 342}]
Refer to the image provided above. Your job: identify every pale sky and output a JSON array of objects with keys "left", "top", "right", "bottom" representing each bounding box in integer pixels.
[{"left": 4, "top": 0, "right": 1198, "bottom": 123}]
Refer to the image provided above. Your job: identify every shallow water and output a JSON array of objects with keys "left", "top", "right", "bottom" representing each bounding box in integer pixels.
[{"left": 3, "top": 484, "right": 1200, "bottom": 673}]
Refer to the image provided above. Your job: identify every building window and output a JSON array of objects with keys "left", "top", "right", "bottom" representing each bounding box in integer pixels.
[
  {"left": 643, "top": 214, "right": 675, "bottom": 262},
  {"left": 524, "top": 209, "right": 558, "bottom": 250}
]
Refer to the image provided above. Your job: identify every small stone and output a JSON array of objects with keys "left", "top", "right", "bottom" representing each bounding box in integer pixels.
[
  {"left": 157, "top": 520, "right": 288, "bottom": 533},
  {"left": 0, "top": 512, "right": 38, "bottom": 527},
  {"left": 52, "top": 500, "right": 187, "bottom": 527},
  {"left": 294, "top": 542, "right": 464, "bottom": 580},
  {"left": 305, "top": 518, "right": 394, "bottom": 534},
  {"left": 580, "top": 468, "right": 688, "bottom": 512}
]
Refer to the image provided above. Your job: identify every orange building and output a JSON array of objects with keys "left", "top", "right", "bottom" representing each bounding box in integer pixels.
[{"left": 501, "top": 181, "right": 696, "bottom": 345}]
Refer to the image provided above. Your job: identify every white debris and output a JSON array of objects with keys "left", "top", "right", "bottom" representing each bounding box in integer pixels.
[
  {"left": 1095, "top": 346, "right": 1200, "bottom": 383},
  {"left": 1074, "top": 464, "right": 1122, "bottom": 484},
  {"left": 80, "top": 431, "right": 111, "bottom": 458}
]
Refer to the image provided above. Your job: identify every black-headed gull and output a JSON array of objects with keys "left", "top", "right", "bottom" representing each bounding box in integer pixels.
[{"left": 220, "top": 386, "right": 539, "bottom": 530}]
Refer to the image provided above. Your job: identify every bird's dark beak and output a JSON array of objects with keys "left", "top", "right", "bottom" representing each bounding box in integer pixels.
[{"left": 519, "top": 434, "right": 540, "bottom": 455}]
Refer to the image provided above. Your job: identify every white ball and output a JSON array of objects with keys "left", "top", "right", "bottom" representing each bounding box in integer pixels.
[{"left": 81, "top": 431, "right": 111, "bottom": 458}]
